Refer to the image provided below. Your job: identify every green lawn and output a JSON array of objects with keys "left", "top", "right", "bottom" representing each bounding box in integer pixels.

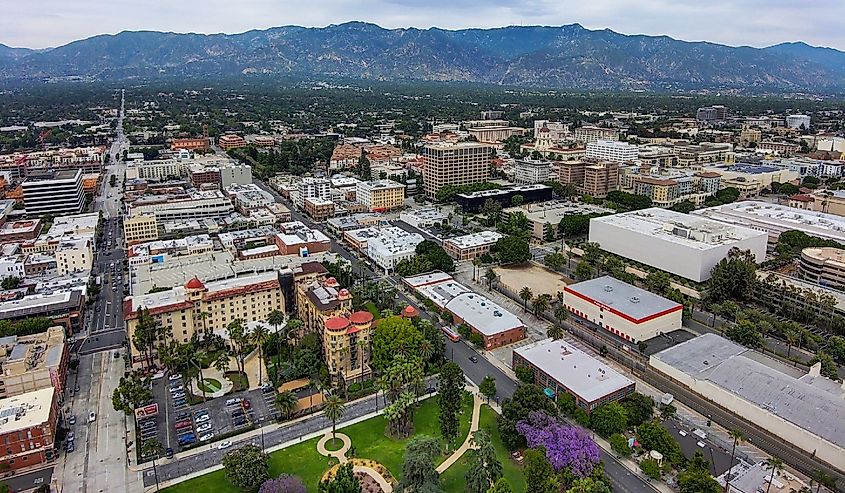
[
  {"left": 225, "top": 371, "right": 249, "bottom": 391},
  {"left": 197, "top": 378, "right": 222, "bottom": 393},
  {"left": 162, "top": 394, "right": 474, "bottom": 493},
  {"left": 439, "top": 405, "right": 525, "bottom": 493},
  {"left": 363, "top": 301, "right": 381, "bottom": 319}
]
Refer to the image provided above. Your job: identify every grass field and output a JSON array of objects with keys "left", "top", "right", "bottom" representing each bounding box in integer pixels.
[
  {"left": 162, "top": 393, "right": 474, "bottom": 493},
  {"left": 197, "top": 378, "right": 222, "bottom": 393},
  {"left": 439, "top": 405, "right": 525, "bottom": 493}
]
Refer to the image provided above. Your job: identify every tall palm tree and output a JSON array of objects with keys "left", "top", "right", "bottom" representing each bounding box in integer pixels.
[
  {"left": 213, "top": 350, "right": 230, "bottom": 375},
  {"left": 323, "top": 393, "right": 345, "bottom": 443},
  {"left": 764, "top": 457, "right": 784, "bottom": 493},
  {"left": 519, "top": 286, "right": 533, "bottom": 312},
  {"left": 196, "top": 311, "right": 211, "bottom": 345},
  {"left": 267, "top": 309, "right": 286, "bottom": 366},
  {"left": 141, "top": 438, "right": 163, "bottom": 492},
  {"left": 285, "top": 318, "right": 304, "bottom": 370},
  {"left": 784, "top": 329, "right": 798, "bottom": 359},
  {"left": 724, "top": 429, "right": 744, "bottom": 493},
  {"left": 547, "top": 324, "right": 564, "bottom": 341},
  {"left": 554, "top": 305, "right": 569, "bottom": 328},
  {"left": 251, "top": 323, "right": 270, "bottom": 387},
  {"left": 532, "top": 294, "right": 550, "bottom": 318},
  {"left": 357, "top": 338, "right": 368, "bottom": 382},
  {"left": 225, "top": 319, "right": 246, "bottom": 375},
  {"left": 418, "top": 339, "right": 433, "bottom": 365},
  {"left": 483, "top": 269, "right": 496, "bottom": 291},
  {"left": 275, "top": 390, "right": 297, "bottom": 420}
]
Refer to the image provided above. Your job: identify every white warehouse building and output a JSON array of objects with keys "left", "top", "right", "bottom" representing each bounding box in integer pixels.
[
  {"left": 365, "top": 226, "right": 423, "bottom": 272},
  {"left": 564, "top": 276, "right": 682, "bottom": 344},
  {"left": 585, "top": 140, "right": 639, "bottom": 163},
  {"left": 588, "top": 208, "right": 768, "bottom": 282},
  {"left": 651, "top": 333, "right": 845, "bottom": 471}
]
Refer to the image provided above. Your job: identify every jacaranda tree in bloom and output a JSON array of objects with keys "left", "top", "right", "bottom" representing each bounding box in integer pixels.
[{"left": 516, "top": 411, "right": 600, "bottom": 477}]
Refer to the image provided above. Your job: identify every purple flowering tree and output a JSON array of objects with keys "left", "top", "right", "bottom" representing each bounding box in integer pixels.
[
  {"left": 258, "top": 474, "right": 307, "bottom": 493},
  {"left": 516, "top": 411, "right": 600, "bottom": 477}
]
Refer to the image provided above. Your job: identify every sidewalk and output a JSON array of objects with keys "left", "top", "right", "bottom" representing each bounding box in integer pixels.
[{"left": 436, "top": 393, "right": 482, "bottom": 473}]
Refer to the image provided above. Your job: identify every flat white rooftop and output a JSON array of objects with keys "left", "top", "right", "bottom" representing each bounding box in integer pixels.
[
  {"left": 515, "top": 338, "right": 634, "bottom": 403},
  {"left": 0, "top": 387, "right": 54, "bottom": 434},
  {"left": 592, "top": 207, "right": 764, "bottom": 251},
  {"left": 445, "top": 231, "right": 503, "bottom": 249},
  {"left": 693, "top": 201, "right": 845, "bottom": 243}
]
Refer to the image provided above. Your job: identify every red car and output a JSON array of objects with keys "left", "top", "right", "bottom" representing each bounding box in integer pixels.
[
  {"left": 175, "top": 420, "right": 192, "bottom": 429},
  {"left": 242, "top": 399, "right": 251, "bottom": 410}
]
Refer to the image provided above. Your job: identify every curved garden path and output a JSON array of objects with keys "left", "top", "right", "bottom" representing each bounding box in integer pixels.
[{"left": 436, "top": 393, "right": 483, "bottom": 473}]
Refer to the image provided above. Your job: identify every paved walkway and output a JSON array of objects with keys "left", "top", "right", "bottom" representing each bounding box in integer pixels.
[
  {"left": 243, "top": 349, "right": 269, "bottom": 390},
  {"left": 436, "top": 393, "right": 483, "bottom": 473},
  {"left": 316, "top": 432, "right": 352, "bottom": 463},
  {"left": 187, "top": 367, "right": 233, "bottom": 399}
]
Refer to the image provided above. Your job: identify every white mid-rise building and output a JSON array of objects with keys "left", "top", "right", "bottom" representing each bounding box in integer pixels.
[
  {"left": 514, "top": 159, "right": 552, "bottom": 184},
  {"left": 365, "top": 226, "right": 423, "bottom": 272},
  {"left": 786, "top": 114, "right": 811, "bottom": 130},
  {"left": 21, "top": 169, "right": 85, "bottom": 217},
  {"left": 589, "top": 208, "right": 768, "bottom": 282},
  {"left": 129, "top": 191, "right": 234, "bottom": 222},
  {"left": 693, "top": 201, "right": 845, "bottom": 244},
  {"left": 55, "top": 236, "right": 93, "bottom": 275},
  {"left": 220, "top": 163, "right": 253, "bottom": 187},
  {"left": 585, "top": 140, "right": 639, "bottom": 163},
  {"left": 296, "top": 178, "right": 331, "bottom": 209}
]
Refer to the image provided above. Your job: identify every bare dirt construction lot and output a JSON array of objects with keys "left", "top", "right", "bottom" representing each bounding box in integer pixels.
[{"left": 494, "top": 263, "right": 574, "bottom": 297}]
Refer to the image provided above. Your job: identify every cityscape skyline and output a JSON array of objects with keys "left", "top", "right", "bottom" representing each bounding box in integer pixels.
[{"left": 2, "top": 0, "right": 844, "bottom": 51}]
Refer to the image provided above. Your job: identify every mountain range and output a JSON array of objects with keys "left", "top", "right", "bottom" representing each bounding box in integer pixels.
[{"left": 2, "top": 22, "right": 845, "bottom": 92}]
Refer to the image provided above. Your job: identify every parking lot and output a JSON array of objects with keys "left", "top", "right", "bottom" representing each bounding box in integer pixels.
[{"left": 139, "top": 373, "right": 280, "bottom": 459}]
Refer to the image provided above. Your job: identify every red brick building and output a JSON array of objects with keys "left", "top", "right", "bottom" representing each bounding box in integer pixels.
[
  {"left": 0, "top": 387, "right": 59, "bottom": 470},
  {"left": 170, "top": 138, "right": 209, "bottom": 152}
]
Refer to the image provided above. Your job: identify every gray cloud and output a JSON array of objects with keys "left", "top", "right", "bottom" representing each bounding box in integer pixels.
[{"left": 1, "top": 0, "right": 843, "bottom": 50}]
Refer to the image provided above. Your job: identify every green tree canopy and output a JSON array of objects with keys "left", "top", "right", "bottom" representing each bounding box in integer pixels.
[
  {"left": 372, "top": 315, "right": 424, "bottom": 371},
  {"left": 222, "top": 444, "right": 270, "bottom": 492}
]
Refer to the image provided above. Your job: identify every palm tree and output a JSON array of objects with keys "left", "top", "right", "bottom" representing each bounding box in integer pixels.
[
  {"left": 275, "top": 390, "right": 297, "bottom": 420},
  {"left": 532, "top": 294, "right": 550, "bottom": 318},
  {"left": 764, "top": 457, "right": 784, "bottom": 493},
  {"left": 142, "top": 438, "right": 163, "bottom": 491},
  {"left": 724, "top": 429, "right": 744, "bottom": 493},
  {"left": 323, "top": 393, "right": 345, "bottom": 444},
  {"left": 547, "top": 324, "right": 564, "bottom": 341},
  {"left": 196, "top": 311, "right": 211, "bottom": 345},
  {"left": 784, "top": 329, "right": 798, "bottom": 359},
  {"left": 418, "top": 339, "right": 433, "bottom": 365},
  {"left": 483, "top": 269, "right": 496, "bottom": 291},
  {"left": 251, "top": 323, "right": 270, "bottom": 387},
  {"left": 285, "top": 318, "right": 304, "bottom": 370},
  {"left": 554, "top": 305, "right": 569, "bottom": 327},
  {"left": 357, "top": 338, "right": 368, "bottom": 382},
  {"left": 519, "top": 286, "right": 532, "bottom": 312},
  {"left": 225, "top": 319, "right": 247, "bottom": 375},
  {"left": 267, "top": 309, "right": 286, "bottom": 364},
  {"left": 213, "top": 350, "right": 230, "bottom": 375}
]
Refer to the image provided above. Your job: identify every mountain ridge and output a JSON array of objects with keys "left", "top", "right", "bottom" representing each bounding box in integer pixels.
[{"left": 2, "top": 22, "right": 845, "bottom": 92}]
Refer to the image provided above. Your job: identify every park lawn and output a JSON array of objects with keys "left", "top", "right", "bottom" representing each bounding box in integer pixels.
[
  {"left": 363, "top": 301, "right": 381, "bottom": 319},
  {"left": 198, "top": 378, "right": 222, "bottom": 393},
  {"left": 440, "top": 405, "right": 525, "bottom": 492},
  {"left": 342, "top": 392, "right": 473, "bottom": 481},
  {"left": 162, "top": 435, "right": 332, "bottom": 493},
  {"left": 161, "top": 394, "right": 473, "bottom": 493}
]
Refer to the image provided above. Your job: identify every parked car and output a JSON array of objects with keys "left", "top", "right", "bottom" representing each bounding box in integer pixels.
[
  {"left": 169, "top": 385, "right": 183, "bottom": 392},
  {"left": 242, "top": 399, "right": 251, "bottom": 410},
  {"left": 195, "top": 414, "right": 211, "bottom": 424},
  {"left": 217, "top": 441, "right": 232, "bottom": 450},
  {"left": 66, "top": 442, "right": 75, "bottom": 453},
  {"left": 225, "top": 397, "right": 242, "bottom": 406},
  {"left": 168, "top": 374, "right": 182, "bottom": 381},
  {"left": 165, "top": 448, "right": 174, "bottom": 459},
  {"left": 193, "top": 409, "right": 209, "bottom": 418},
  {"left": 140, "top": 420, "right": 156, "bottom": 429},
  {"left": 68, "top": 415, "right": 76, "bottom": 425},
  {"left": 172, "top": 393, "right": 185, "bottom": 400},
  {"left": 196, "top": 423, "right": 212, "bottom": 433},
  {"left": 88, "top": 412, "right": 96, "bottom": 422},
  {"left": 175, "top": 420, "right": 192, "bottom": 429},
  {"left": 199, "top": 433, "right": 214, "bottom": 442},
  {"left": 175, "top": 411, "right": 189, "bottom": 421},
  {"left": 233, "top": 417, "right": 247, "bottom": 427},
  {"left": 67, "top": 432, "right": 75, "bottom": 442}
]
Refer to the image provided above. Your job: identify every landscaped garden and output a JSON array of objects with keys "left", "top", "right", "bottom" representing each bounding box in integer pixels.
[
  {"left": 161, "top": 393, "right": 481, "bottom": 493},
  {"left": 197, "top": 377, "right": 223, "bottom": 394}
]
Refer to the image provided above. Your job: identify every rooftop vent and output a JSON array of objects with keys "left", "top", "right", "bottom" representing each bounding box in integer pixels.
[
  {"left": 630, "top": 296, "right": 640, "bottom": 303},
  {"left": 604, "top": 285, "right": 613, "bottom": 292}
]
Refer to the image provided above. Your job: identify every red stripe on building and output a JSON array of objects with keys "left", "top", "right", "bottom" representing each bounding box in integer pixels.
[{"left": 564, "top": 287, "right": 682, "bottom": 324}]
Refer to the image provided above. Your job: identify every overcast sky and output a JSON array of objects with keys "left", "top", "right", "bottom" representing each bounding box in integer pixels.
[{"left": 3, "top": 0, "right": 844, "bottom": 50}]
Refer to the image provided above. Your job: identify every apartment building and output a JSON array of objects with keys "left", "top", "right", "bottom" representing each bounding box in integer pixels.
[
  {"left": 296, "top": 178, "right": 331, "bottom": 208},
  {"left": 466, "top": 126, "right": 525, "bottom": 144},
  {"left": 696, "top": 105, "right": 728, "bottom": 122},
  {"left": 582, "top": 162, "right": 619, "bottom": 198},
  {"left": 798, "top": 247, "right": 845, "bottom": 290},
  {"left": 514, "top": 159, "right": 552, "bottom": 184},
  {"left": 356, "top": 179, "right": 406, "bottom": 212},
  {"left": 123, "top": 213, "right": 159, "bottom": 245},
  {"left": 786, "top": 114, "right": 811, "bottom": 130},
  {"left": 585, "top": 140, "right": 639, "bottom": 163},
  {"left": 443, "top": 231, "right": 503, "bottom": 261},
  {"left": 21, "top": 169, "right": 85, "bottom": 216},
  {"left": 422, "top": 142, "right": 493, "bottom": 199},
  {"left": 55, "top": 237, "right": 93, "bottom": 275},
  {"left": 673, "top": 142, "right": 734, "bottom": 167},
  {"left": 574, "top": 126, "right": 620, "bottom": 144},
  {"left": 758, "top": 141, "right": 801, "bottom": 157},
  {"left": 0, "top": 387, "right": 59, "bottom": 470},
  {"left": 274, "top": 221, "right": 331, "bottom": 256},
  {"left": 295, "top": 274, "right": 374, "bottom": 383},
  {"left": 0, "top": 326, "right": 69, "bottom": 399},
  {"left": 124, "top": 272, "right": 286, "bottom": 365},
  {"left": 170, "top": 138, "right": 209, "bottom": 152},
  {"left": 303, "top": 198, "right": 335, "bottom": 221},
  {"left": 220, "top": 163, "right": 253, "bottom": 188}
]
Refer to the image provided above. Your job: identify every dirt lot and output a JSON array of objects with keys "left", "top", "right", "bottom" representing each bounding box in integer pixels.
[{"left": 494, "top": 263, "right": 573, "bottom": 297}]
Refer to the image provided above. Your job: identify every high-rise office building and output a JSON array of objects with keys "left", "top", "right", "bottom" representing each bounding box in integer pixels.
[
  {"left": 422, "top": 142, "right": 493, "bottom": 199},
  {"left": 21, "top": 169, "right": 85, "bottom": 216}
]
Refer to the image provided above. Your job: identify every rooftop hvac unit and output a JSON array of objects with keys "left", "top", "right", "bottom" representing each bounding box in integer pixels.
[
  {"left": 604, "top": 285, "right": 613, "bottom": 292},
  {"left": 630, "top": 296, "right": 640, "bottom": 303}
]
